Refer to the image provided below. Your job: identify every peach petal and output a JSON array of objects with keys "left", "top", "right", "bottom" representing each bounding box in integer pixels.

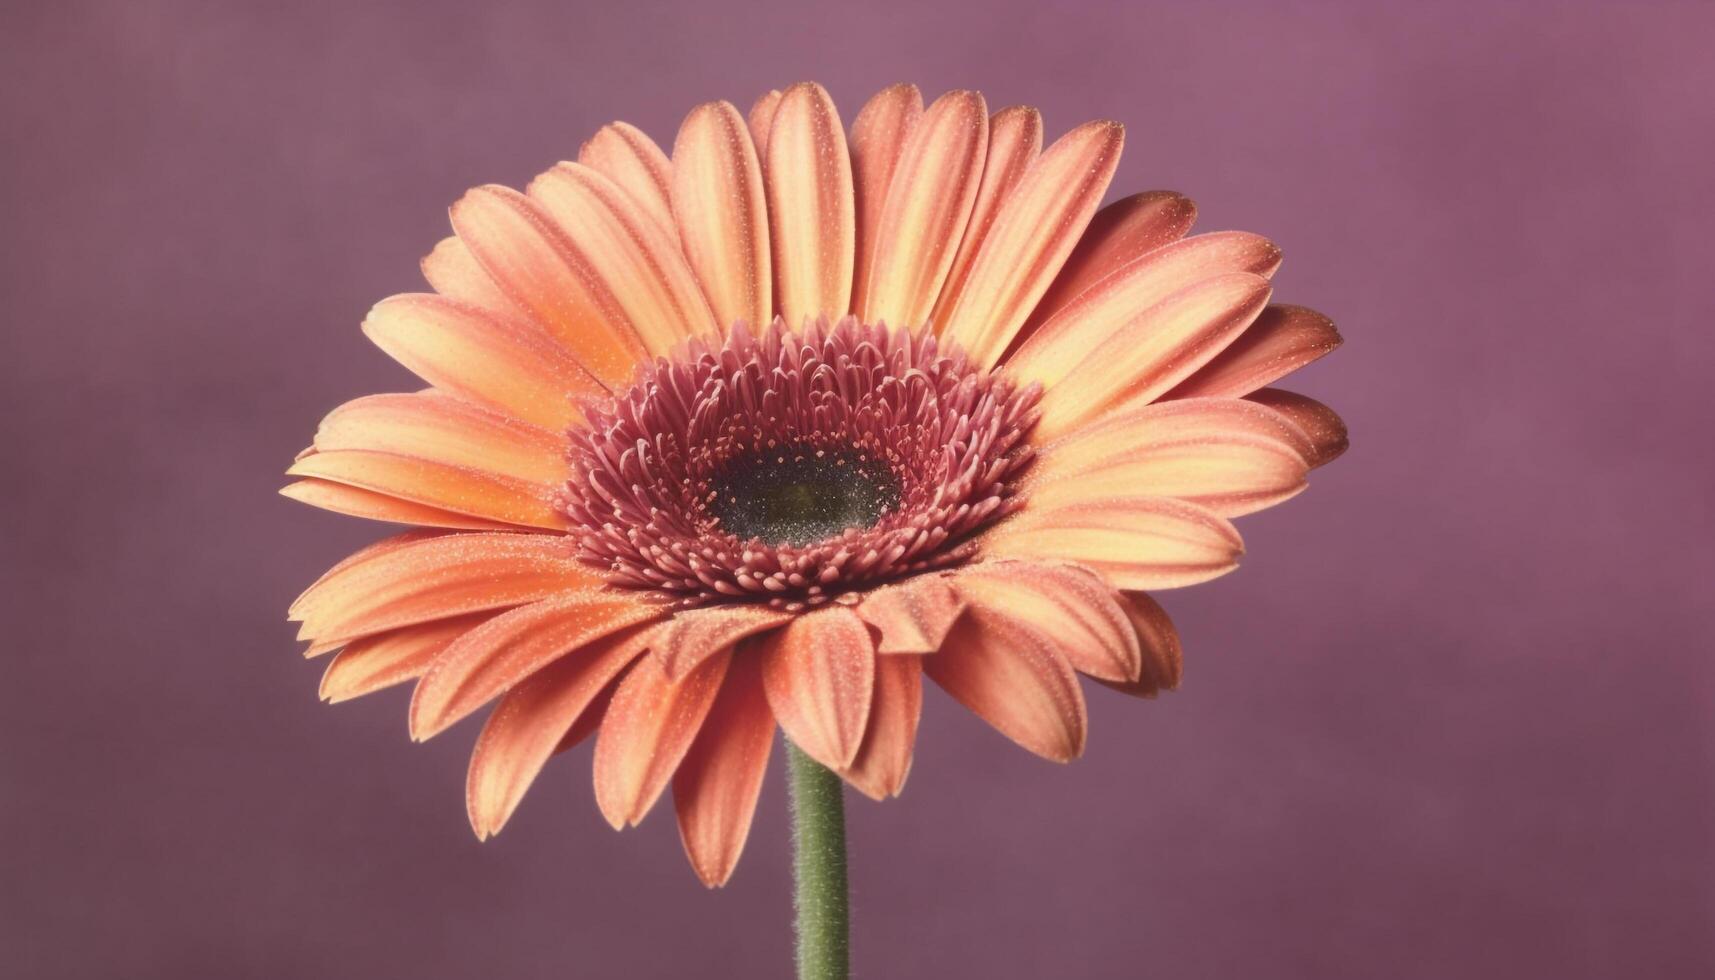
[
  {"left": 765, "top": 82, "right": 855, "bottom": 327},
  {"left": 1027, "top": 399, "right": 1311, "bottom": 517},
  {"left": 1168, "top": 304, "right": 1342, "bottom": 399},
  {"left": 421, "top": 236, "right": 519, "bottom": 314},
  {"left": 925, "top": 606, "right": 1086, "bottom": 762},
  {"left": 289, "top": 532, "right": 594, "bottom": 646},
  {"left": 939, "top": 119, "right": 1124, "bottom": 368},
  {"left": 448, "top": 185, "right": 648, "bottom": 385},
  {"left": 1027, "top": 191, "right": 1199, "bottom": 330},
  {"left": 286, "top": 451, "right": 566, "bottom": 531},
  {"left": 1007, "top": 232, "right": 1283, "bottom": 390},
  {"left": 318, "top": 614, "right": 491, "bottom": 702},
  {"left": 1030, "top": 272, "right": 1273, "bottom": 442},
  {"left": 930, "top": 105, "right": 1042, "bottom": 332},
  {"left": 593, "top": 647, "right": 732, "bottom": 829},
  {"left": 465, "top": 623, "right": 655, "bottom": 839},
  {"left": 362, "top": 293, "right": 605, "bottom": 432},
  {"left": 670, "top": 101, "right": 772, "bottom": 332},
  {"left": 411, "top": 592, "right": 663, "bottom": 741},
  {"left": 862, "top": 89, "right": 988, "bottom": 331},
  {"left": 848, "top": 83, "right": 923, "bottom": 318},
  {"left": 953, "top": 560, "right": 1140, "bottom": 682},
  {"left": 1097, "top": 592, "right": 1184, "bottom": 699},
  {"left": 843, "top": 653, "right": 922, "bottom": 801},
  {"left": 747, "top": 89, "right": 782, "bottom": 164},
  {"left": 577, "top": 121, "right": 676, "bottom": 238},
  {"left": 652, "top": 604, "right": 795, "bottom": 680},
  {"left": 528, "top": 163, "right": 717, "bottom": 355},
  {"left": 672, "top": 654, "right": 776, "bottom": 886},
  {"left": 982, "top": 497, "right": 1244, "bottom": 590},
  {"left": 1246, "top": 388, "right": 1349, "bottom": 468},
  {"left": 280, "top": 479, "right": 521, "bottom": 531},
  {"left": 310, "top": 391, "right": 565, "bottom": 486},
  {"left": 855, "top": 574, "right": 964, "bottom": 655},
  {"left": 759, "top": 605, "right": 874, "bottom": 770}
]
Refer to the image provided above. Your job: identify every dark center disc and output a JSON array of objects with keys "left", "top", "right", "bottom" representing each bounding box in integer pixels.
[{"left": 707, "top": 446, "right": 901, "bottom": 547}]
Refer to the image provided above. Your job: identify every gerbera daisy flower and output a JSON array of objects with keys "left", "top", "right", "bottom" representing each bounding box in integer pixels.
[{"left": 284, "top": 81, "right": 1345, "bottom": 891}]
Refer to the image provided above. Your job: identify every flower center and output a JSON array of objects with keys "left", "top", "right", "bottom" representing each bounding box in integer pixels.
[
  {"left": 561, "top": 317, "right": 1041, "bottom": 609},
  {"left": 708, "top": 446, "right": 901, "bottom": 548}
]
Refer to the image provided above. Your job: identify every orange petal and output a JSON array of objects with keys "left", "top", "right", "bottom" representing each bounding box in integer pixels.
[
  {"left": 593, "top": 647, "right": 732, "bottom": 829},
  {"left": 411, "top": 592, "right": 662, "bottom": 740},
  {"left": 1030, "top": 272, "right": 1273, "bottom": 442},
  {"left": 843, "top": 653, "right": 922, "bottom": 801},
  {"left": 281, "top": 479, "right": 521, "bottom": 531},
  {"left": 1007, "top": 232, "right": 1283, "bottom": 391},
  {"left": 466, "top": 624, "right": 655, "bottom": 838},
  {"left": 1097, "top": 592, "right": 1184, "bottom": 698},
  {"left": 758, "top": 605, "right": 874, "bottom": 770},
  {"left": 287, "top": 451, "right": 566, "bottom": 531},
  {"left": 747, "top": 89, "right": 783, "bottom": 164},
  {"left": 930, "top": 105, "right": 1043, "bottom": 332},
  {"left": 765, "top": 82, "right": 855, "bottom": 327},
  {"left": 448, "top": 185, "right": 648, "bottom": 385},
  {"left": 421, "top": 235, "right": 519, "bottom": 314},
  {"left": 1027, "top": 191, "right": 1199, "bottom": 330},
  {"left": 1245, "top": 388, "right": 1349, "bottom": 468},
  {"left": 672, "top": 653, "right": 776, "bottom": 886},
  {"left": 652, "top": 604, "right": 794, "bottom": 680},
  {"left": 952, "top": 561, "right": 1140, "bottom": 682},
  {"left": 925, "top": 605, "right": 1085, "bottom": 762},
  {"left": 289, "top": 532, "right": 594, "bottom": 646},
  {"left": 1168, "top": 305, "right": 1343, "bottom": 398},
  {"left": 855, "top": 574, "right": 963, "bottom": 654},
  {"left": 848, "top": 83, "right": 923, "bottom": 318},
  {"left": 310, "top": 391, "right": 566, "bottom": 486},
  {"left": 982, "top": 497, "right": 1244, "bottom": 590},
  {"left": 528, "top": 163, "right": 716, "bottom": 355},
  {"left": 670, "top": 101, "right": 772, "bottom": 332},
  {"left": 578, "top": 121, "right": 676, "bottom": 238},
  {"left": 319, "top": 614, "right": 490, "bottom": 702},
  {"left": 361, "top": 293, "right": 605, "bottom": 432},
  {"left": 938, "top": 119, "right": 1124, "bottom": 368},
  {"left": 1027, "top": 399, "right": 1311, "bottom": 517},
  {"left": 862, "top": 90, "right": 988, "bottom": 331}
]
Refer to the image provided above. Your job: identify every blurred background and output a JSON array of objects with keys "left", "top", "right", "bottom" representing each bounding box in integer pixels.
[{"left": 2, "top": 1, "right": 1710, "bottom": 977}]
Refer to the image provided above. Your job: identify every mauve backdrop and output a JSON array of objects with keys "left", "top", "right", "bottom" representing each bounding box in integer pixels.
[{"left": 3, "top": 1, "right": 1710, "bottom": 977}]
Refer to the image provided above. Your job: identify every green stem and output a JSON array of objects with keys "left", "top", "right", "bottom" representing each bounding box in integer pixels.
[{"left": 787, "top": 743, "right": 850, "bottom": 980}]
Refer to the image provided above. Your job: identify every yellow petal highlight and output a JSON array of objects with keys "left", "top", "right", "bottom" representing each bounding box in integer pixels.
[
  {"left": 952, "top": 561, "right": 1140, "bottom": 682},
  {"left": 1030, "top": 191, "right": 1199, "bottom": 326},
  {"left": 528, "top": 163, "right": 716, "bottom": 355},
  {"left": 939, "top": 119, "right": 1124, "bottom": 367},
  {"left": 448, "top": 184, "right": 648, "bottom": 385},
  {"left": 848, "top": 83, "right": 923, "bottom": 318},
  {"left": 1030, "top": 272, "right": 1273, "bottom": 441},
  {"left": 1168, "top": 304, "right": 1342, "bottom": 399},
  {"left": 862, "top": 89, "right": 988, "bottom": 330},
  {"left": 362, "top": 293, "right": 605, "bottom": 432},
  {"left": 671, "top": 101, "right": 772, "bottom": 332},
  {"left": 930, "top": 105, "right": 1043, "bottom": 332},
  {"left": 765, "top": 82, "right": 855, "bottom": 327},
  {"left": 577, "top": 121, "right": 676, "bottom": 238},
  {"left": 1007, "top": 231, "right": 1282, "bottom": 390},
  {"left": 981, "top": 497, "right": 1244, "bottom": 590}
]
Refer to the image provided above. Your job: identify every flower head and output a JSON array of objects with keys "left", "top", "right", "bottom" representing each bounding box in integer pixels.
[{"left": 285, "top": 81, "right": 1345, "bottom": 886}]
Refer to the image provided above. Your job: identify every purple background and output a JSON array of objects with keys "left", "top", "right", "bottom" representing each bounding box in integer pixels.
[{"left": 4, "top": 1, "right": 1711, "bottom": 977}]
